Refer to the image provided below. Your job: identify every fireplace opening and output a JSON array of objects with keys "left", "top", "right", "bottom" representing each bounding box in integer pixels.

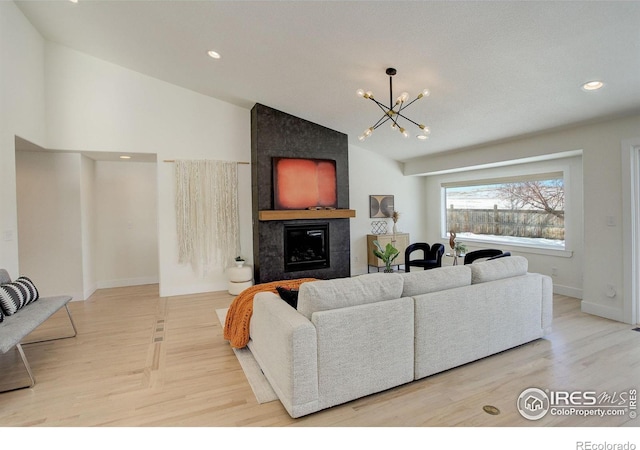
[{"left": 284, "top": 223, "right": 330, "bottom": 272}]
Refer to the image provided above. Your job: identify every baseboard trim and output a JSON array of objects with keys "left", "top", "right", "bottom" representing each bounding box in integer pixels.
[
  {"left": 82, "top": 284, "right": 97, "bottom": 301},
  {"left": 160, "top": 282, "right": 229, "bottom": 298},
  {"left": 97, "top": 276, "right": 159, "bottom": 290},
  {"left": 581, "top": 300, "right": 626, "bottom": 323},
  {"left": 553, "top": 284, "right": 583, "bottom": 299}
]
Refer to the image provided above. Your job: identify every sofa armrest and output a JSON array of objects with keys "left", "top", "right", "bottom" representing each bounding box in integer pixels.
[{"left": 248, "top": 292, "right": 319, "bottom": 418}]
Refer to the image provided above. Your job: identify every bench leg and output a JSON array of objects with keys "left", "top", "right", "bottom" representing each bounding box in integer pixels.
[
  {"left": 0, "top": 305, "right": 77, "bottom": 394},
  {"left": 0, "top": 344, "right": 36, "bottom": 393},
  {"left": 16, "top": 344, "right": 36, "bottom": 388},
  {"left": 22, "top": 304, "right": 78, "bottom": 345}
]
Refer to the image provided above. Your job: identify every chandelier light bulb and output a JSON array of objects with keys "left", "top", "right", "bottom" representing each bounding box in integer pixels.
[
  {"left": 356, "top": 89, "right": 365, "bottom": 97},
  {"left": 365, "top": 91, "right": 373, "bottom": 99},
  {"left": 358, "top": 134, "right": 366, "bottom": 141},
  {"left": 420, "top": 125, "right": 431, "bottom": 135},
  {"left": 396, "top": 92, "right": 409, "bottom": 104}
]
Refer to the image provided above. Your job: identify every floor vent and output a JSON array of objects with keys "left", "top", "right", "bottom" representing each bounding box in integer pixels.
[{"left": 153, "top": 319, "right": 165, "bottom": 342}]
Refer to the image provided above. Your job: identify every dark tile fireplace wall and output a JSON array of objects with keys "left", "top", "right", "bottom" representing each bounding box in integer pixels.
[{"left": 251, "top": 103, "right": 351, "bottom": 283}]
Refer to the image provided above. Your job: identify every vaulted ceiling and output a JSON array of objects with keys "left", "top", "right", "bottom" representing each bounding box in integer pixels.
[{"left": 15, "top": 0, "right": 640, "bottom": 163}]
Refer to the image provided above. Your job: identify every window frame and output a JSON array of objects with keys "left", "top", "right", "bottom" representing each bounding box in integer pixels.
[{"left": 440, "top": 170, "right": 573, "bottom": 257}]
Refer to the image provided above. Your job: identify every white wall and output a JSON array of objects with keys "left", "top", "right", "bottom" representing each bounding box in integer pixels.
[
  {"left": 406, "top": 114, "right": 640, "bottom": 324},
  {"left": 349, "top": 144, "right": 426, "bottom": 275},
  {"left": 94, "top": 160, "right": 158, "bottom": 289},
  {"left": 423, "top": 155, "right": 583, "bottom": 298},
  {"left": 0, "top": 2, "right": 46, "bottom": 277},
  {"left": 16, "top": 150, "right": 158, "bottom": 299},
  {"left": 15, "top": 150, "right": 85, "bottom": 300},
  {"left": 44, "top": 43, "right": 252, "bottom": 297},
  {"left": 80, "top": 155, "right": 96, "bottom": 298},
  {"left": 2, "top": 5, "right": 251, "bottom": 297}
]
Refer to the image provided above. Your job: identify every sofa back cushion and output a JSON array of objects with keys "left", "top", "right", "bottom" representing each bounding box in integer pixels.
[
  {"left": 297, "top": 272, "right": 404, "bottom": 320},
  {"left": 470, "top": 255, "right": 528, "bottom": 284},
  {"left": 401, "top": 265, "right": 471, "bottom": 297}
]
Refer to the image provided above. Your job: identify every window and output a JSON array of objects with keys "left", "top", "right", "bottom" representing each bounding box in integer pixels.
[{"left": 442, "top": 172, "right": 565, "bottom": 250}]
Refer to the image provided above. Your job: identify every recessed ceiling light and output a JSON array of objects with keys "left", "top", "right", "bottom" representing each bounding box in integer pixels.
[
  {"left": 69, "top": 0, "right": 79, "bottom": 3},
  {"left": 119, "top": 155, "right": 131, "bottom": 160},
  {"left": 207, "top": 50, "right": 221, "bottom": 60},
  {"left": 417, "top": 135, "right": 429, "bottom": 140},
  {"left": 582, "top": 80, "right": 604, "bottom": 91}
]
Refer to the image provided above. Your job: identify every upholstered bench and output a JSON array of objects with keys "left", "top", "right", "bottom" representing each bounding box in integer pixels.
[{"left": 0, "top": 269, "right": 76, "bottom": 393}]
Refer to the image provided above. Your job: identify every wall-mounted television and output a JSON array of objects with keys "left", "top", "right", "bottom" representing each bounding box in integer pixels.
[{"left": 273, "top": 157, "right": 337, "bottom": 210}]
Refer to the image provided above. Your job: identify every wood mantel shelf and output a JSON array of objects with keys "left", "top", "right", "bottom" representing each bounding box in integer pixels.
[{"left": 258, "top": 209, "right": 356, "bottom": 221}]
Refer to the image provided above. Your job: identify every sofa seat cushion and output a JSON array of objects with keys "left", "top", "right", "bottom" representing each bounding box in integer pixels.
[
  {"left": 297, "top": 272, "right": 404, "bottom": 320},
  {"left": 470, "top": 255, "right": 528, "bottom": 284},
  {"left": 401, "top": 265, "right": 471, "bottom": 297}
]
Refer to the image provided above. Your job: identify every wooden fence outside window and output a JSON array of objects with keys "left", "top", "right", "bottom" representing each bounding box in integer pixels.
[{"left": 447, "top": 205, "right": 565, "bottom": 240}]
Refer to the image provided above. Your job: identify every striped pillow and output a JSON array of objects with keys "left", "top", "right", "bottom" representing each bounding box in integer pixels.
[{"left": 0, "top": 276, "right": 40, "bottom": 316}]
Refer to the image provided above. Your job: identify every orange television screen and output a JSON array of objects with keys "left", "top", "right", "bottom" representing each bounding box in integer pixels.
[{"left": 273, "top": 157, "right": 337, "bottom": 210}]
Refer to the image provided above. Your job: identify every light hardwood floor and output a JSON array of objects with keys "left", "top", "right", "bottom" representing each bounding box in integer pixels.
[{"left": 0, "top": 284, "right": 639, "bottom": 428}]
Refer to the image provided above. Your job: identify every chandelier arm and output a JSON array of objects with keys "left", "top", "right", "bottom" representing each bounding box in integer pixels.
[
  {"left": 370, "top": 99, "right": 402, "bottom": 128},
  {"left": 369, "top": 97, "right": 391, "bottom": 111},
  {"left": 395, "top": 112, "right": 424, "bottom": 128},
  {"left": 398, "top": 96, "right": 421, "bottom": 111},
  {"left": 372, "top": 115, "right": 393, "bottom": 130}
]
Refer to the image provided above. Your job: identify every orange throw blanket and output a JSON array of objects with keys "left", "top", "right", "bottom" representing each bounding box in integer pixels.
[{"left": 223, "top": 278, "right": 317, "bottom": 348}]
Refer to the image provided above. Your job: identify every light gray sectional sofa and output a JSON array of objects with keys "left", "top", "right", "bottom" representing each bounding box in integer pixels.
[{"left": 248, "top": 255, "right": 553, "bottom": 418}]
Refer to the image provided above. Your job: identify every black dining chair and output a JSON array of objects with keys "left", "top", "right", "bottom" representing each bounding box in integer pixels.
[
  {"left": 488, "top": 251, "right": 511, "bottom": 261},
  {"left": 405, "top": 243, "right": 445, "bottom": 272},
  {"left": 463, "top": 249, "right": 504, "bottom": 264}
]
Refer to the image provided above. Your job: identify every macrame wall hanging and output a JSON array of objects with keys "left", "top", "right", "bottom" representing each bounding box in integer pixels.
[{"left": 174, "top": 159, "right": 240, "bottom": 275}]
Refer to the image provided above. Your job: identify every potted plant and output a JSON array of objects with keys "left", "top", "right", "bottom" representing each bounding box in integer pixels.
[
  {"left": 234, "top": 256, "right": 245, "bottom": 267},
  {"left": 372, "top": 240, "right": 399, "bottom": 273},
  {"left": 454, "top": 242, "right": 467, "bottom": 257}
]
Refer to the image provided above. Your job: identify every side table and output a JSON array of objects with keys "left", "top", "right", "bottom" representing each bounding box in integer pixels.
[
  {"left": 445, "top": 253, "right": 465, "bottom": 266},
  {"left": 227, "top": 264, "right": 253, "bottom": 295}
]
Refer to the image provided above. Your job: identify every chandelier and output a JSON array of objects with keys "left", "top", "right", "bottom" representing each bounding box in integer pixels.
[{"left": 357, "top": 67, "right": 431, "bottom": 141}]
